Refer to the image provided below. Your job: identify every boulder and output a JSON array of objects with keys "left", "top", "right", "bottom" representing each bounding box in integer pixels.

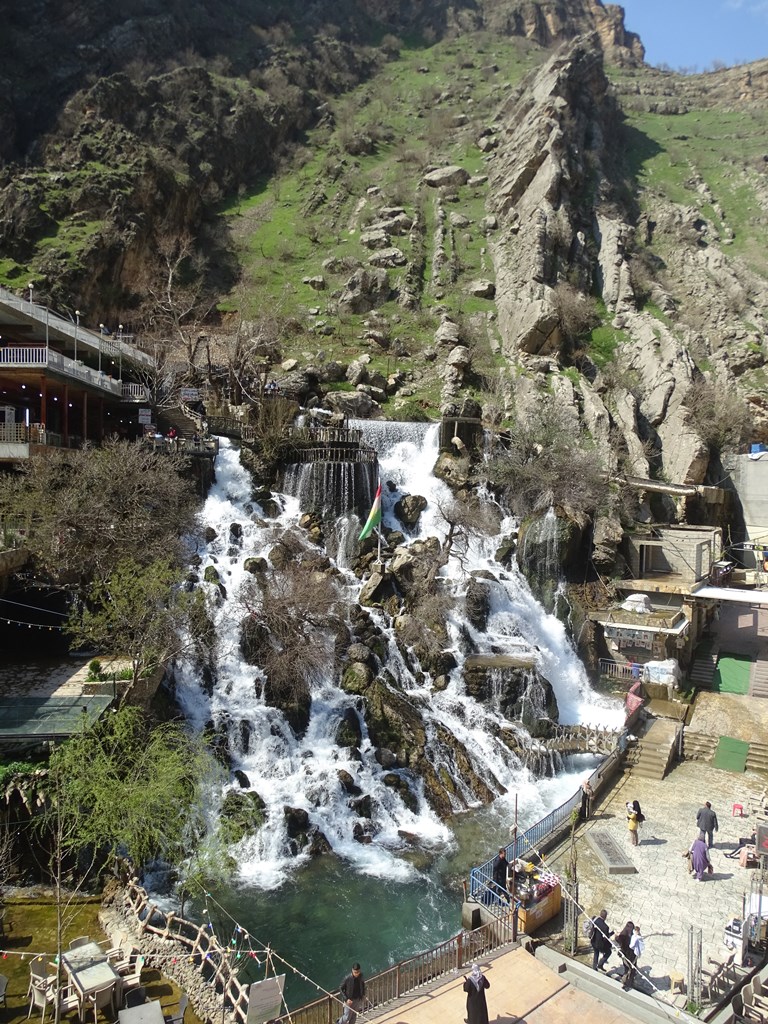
[
  {"left": 469, "top": 279, "right": 496, "bottom": 298},
  {"left": 434, "top": 318, "right": 461, "bottom": 347},
  {"left": 306, "top": 276, "right": 326, "bottom": 291},
  {"left": 243, "top": 557, "right": 268, "bottom": 574},
  {"left": 369, "top": 247, "right": 407, "bottom": 268},
  {"left": 346, "top": 360, "right": 369, "bottom": 386},
  {"left": 423, "top": 166, "right": 470, "bottom": 188},
  {"left": 325, "top": 390, "right": 379, "bottom": 418},
  {"left": 360, "top": 228, "right": 390, "bottom": 250},
  {"left": 446, "top": 345, "right": 471, "bottom": 368},
  {"left": 449, "top": 213, "right": 471, "bottom": 228},
  {"left": 339, "top": 268, "right": 392, "bottom": 313},
  {"left": 394, "top": 494, "right": 428, "bottom": 528}
]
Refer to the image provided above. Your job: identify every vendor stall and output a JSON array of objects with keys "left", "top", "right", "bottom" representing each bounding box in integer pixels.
[{"left": 510, "top": 861, "right": 562, "bottom": 934}]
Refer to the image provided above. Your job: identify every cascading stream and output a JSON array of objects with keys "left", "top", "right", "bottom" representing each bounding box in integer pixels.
[{"left": 174, "top": 425, "right": 622, "bottom": 890}]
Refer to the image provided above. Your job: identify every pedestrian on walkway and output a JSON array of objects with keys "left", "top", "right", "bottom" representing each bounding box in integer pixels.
[
  {"left": 689, "top": 837, "right": 712, "bottom": 881},
  {"left": 590, "top": 909, "right": 613, "bottom": 971},
  {"left": 338, "top": 963, "right": 365, "bottom": 1024},
  {"left": 463, "top": 964, "right": 490, "bottom": 1024},
  {"left": 628, "top": 925, "right": 645, "bottom": 988},
  {"left": 580, "top": 780, "right": 594, "bottom": 820},
  {"left": 491, "top": 847, "right": 508, "bottom": 903},
  {"left": 626, "top": 800, "right": 644, "bottom": 846},
  {"left": 696, "top": 801, "right": 719, "bottom": 848},
  {"left": 615, "top": 921, "right": 635, "bottom": 989}
]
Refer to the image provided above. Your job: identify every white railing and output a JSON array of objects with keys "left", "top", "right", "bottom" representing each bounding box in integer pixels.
[
  {"left": 0, "top": 423, "right": 28, "bottom": 443},
  {"left": 122, "top": 383, "right": 150, "bottom": 402},
  {"left": 0, "top": 345, "right": 47, "bottom": 366},
  {"left": 0, "top": 284, "right": 155, "bottom": 369},
  {"left": 0, "top": 346, "right": 123, "bottom": 396},
  {"left": 598, "top": 658, "right": 639, "bottom": 679}
]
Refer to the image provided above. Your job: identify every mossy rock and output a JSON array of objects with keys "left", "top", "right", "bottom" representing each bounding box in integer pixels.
[
  {"left": 219, "top": 790, "right": 267, "bottom": 845},
  {"left": 341, "top": 662, "right": 374, "bottom": 694}
]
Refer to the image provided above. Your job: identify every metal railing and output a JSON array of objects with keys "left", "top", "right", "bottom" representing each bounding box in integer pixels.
[
  {"left": 468, "top": 742, "right": 626, "bottom": 901},
  {"left": 0, "top": 285, "right": 155, "bottom": 369},
  {"left": 598, "top": 659, "right": 641, "bottom": 679},
  {"left": 0, "top": 345, "right": 122, "bottom": 396},
  {"left": 122, "top": 383, "right": 150, "bottom": 402},
  {"left": 272, "top": 916, "right": 517, "bottom": 1024}
]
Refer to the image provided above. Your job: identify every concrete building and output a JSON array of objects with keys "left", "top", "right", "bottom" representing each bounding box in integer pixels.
[{"left": 0, "top": 284, "right": 154, "bottom": 461}]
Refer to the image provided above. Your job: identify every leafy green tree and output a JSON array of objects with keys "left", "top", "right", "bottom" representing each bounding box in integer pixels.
[
  {"left": 66, "top": 558, "right": 201, "bottom": 686},
  {"left": 39, "top": 707, "right": 218, "bottom": 1023}
]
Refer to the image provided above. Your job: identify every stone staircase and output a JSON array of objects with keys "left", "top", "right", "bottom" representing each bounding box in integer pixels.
[
  {"left": 689, "top": 641, "right": 719, "bottom": 691},
  {"left": 745, "top": 741, "right": 768, "bottom": 774},
  {"left": 157, "top": 405, "right": 202, "bottom": 439},
  {"left": 750, "top": 657, "right": 768, "bottom": 699},
  {"left": 682, "top": 731, "right": 718, "bottom": 764},
  {"left": 630, "top": 719, "right": 680, "bottom": 781}
]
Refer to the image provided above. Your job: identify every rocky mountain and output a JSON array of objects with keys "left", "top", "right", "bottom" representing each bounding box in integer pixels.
[{"left": 2, "top": 1, "right": 767, "bottom": 519}]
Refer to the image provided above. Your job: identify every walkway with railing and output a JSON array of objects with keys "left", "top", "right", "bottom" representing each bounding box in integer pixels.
[{"left": 468, "top": 741, "right": 626, "bottom": 903}]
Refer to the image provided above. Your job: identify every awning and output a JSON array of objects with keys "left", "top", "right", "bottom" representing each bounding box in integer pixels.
[{"left": 693, "top": 586, "right": 768, "bottom": 606}]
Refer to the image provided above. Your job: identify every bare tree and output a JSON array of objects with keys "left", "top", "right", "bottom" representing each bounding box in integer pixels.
[
  {"left": 486, "top": 403, "right": 610, "bottom": 521},
  {"left": 686, "top": 374, "right": 752, "bottom": 456},
  {"left": 144, "top": 232, "right": 218, "bottom": 369},
  {"left": 239, "top": 560, "right": 340, "bottom": 705},
  {"left": 0, "top": 440, "right": 197, "bottom": 591}
]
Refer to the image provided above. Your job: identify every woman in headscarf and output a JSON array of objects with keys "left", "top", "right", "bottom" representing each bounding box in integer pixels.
[
  {"left": 463, "top": 964, "right": 490, "bottom": 1024},
  {"left": 689, "top": 836, "right": 712, "bottom": 881}
]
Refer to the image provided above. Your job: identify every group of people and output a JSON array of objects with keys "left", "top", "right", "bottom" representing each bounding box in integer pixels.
[{"left": 589, "top": 910, "right": 645, "bottom": 990}]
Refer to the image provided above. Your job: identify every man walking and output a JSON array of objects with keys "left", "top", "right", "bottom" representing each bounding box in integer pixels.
[
  {"left": 697, "top": 801, "right": 719, "bottom": 848},
  {"left": 339, "top": 963, "right": 365, "bottom": 1024},
  {"left": 590, "top": 909, "right": 613, "bottom": 971}
]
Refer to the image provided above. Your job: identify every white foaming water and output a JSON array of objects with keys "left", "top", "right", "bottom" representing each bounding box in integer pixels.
[{"left": 175, "top": 427, "right": 622, "bottom": 890}]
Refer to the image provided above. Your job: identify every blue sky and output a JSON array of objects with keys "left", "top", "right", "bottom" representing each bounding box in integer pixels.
[{"left": 619, "top": 0, "right": 768, "bottom": 70}]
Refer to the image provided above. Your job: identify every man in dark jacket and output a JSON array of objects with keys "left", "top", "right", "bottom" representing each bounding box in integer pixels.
[
  {"left": 590, "top": 909, "right": 613, "bottom": 971},
  {"left": 339, "top": 963, "right": 365, "bottom": 1024},
  {"left": 491, "top": 847, "right": 508, "bottom": 902},
  {"left": 697, "top": 801, "right": 719, "bottom": 848}
]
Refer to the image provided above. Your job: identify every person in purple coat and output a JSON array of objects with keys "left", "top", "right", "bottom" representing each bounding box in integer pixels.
[{"left": 689, "top": 837, "right": 712, "bottom": 881}]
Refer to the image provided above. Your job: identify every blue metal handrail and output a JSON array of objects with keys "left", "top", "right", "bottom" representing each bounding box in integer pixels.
[{"left": 468, "top": 744, "right": 625, "bottom": 900}]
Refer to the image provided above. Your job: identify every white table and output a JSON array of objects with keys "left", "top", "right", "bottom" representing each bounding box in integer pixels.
[
  {"left": 118, "top": 999, "right": 165, "bottom": 1024},
  {"left": 62, "top": 943, "right": 108, "bottom": 973}
]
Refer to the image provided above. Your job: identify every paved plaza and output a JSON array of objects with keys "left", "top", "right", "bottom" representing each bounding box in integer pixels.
[{"left": 546, "top": 757, "right": 767, "bottom": 1004}]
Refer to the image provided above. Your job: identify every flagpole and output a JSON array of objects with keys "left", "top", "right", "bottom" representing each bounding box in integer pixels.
[{"left": 377, "top": 525, "right": 382, "bottom": 564}]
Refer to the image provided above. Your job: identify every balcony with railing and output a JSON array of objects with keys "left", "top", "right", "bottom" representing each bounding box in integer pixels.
[{"left": 0, "top": 345, "right": 122, "bottom": 396}]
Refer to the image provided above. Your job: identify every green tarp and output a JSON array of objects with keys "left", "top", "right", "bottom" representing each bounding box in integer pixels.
[
  {"left": 713, "top": 653, "right": 752, "bottom": 695},
  {"left": 712, "top": 736, "right": 750, "bottom": 773}
]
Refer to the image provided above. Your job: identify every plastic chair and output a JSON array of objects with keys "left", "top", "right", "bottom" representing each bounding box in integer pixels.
[
  {"left": 0, "top": 974, "right": 8, "bottom": 1007},
  {"left": 27, "top": 958, "right": 50, "bottom": 998},
  {"left": 733, "top": 803, "right": 745, "bottom": 817},
  {"left": 120, "top": 959, "right": 144, "bottom": 995},
  {"left": 27, "top": 980, "right": 57, "bottom": 1024},
  {"left": 164, "top": 993, "right": 188, "bottom": 1024},
  {"left": 85, "top": 982, "right": 117, "bottom": 1024},
  {"left": 69, "top": 936, "right": 90, "bottom": 950},
  {"left": 124, "top": 988, "right": 147, "bottom": 1009}
]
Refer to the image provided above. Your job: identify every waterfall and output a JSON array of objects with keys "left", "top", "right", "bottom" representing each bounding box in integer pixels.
[{"left": 174, "top": 426, "right": 622, "bottom": 890}]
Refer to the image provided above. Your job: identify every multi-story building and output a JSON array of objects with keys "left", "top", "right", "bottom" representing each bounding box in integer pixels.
[{"left": 0, "top": 285, "right": 154, "bottom": 462}]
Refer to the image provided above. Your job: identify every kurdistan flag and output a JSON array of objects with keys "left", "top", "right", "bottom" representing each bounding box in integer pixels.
[{"left": 358, "top": 482, "right": 382, "bottom": 541}]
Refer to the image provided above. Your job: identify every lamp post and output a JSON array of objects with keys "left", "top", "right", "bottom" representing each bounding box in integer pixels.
[
  {"left": 74, "top": 310, "right": 80, "bottom": 364},
  {"left": 118, "top": 324, "right": 123, "bottom": 381},
  {"left": 98, "top": 323, "right": 105, "bottom": 374},
  {"left": 28, "top": 281, "right": 34, "bottom": 306}
]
